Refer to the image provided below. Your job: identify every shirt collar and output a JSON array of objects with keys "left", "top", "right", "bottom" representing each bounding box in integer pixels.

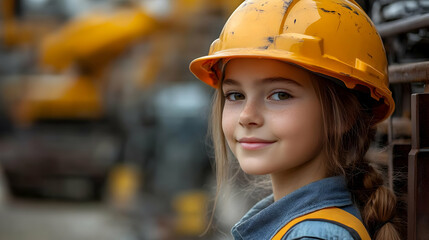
[{"left": 231, "top": 176, "right": 353, "bottom": 239}]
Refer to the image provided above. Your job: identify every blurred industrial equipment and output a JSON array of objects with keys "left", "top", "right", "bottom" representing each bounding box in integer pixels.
[
  {"left": 370, "top": 0, "right": 429, "bottom": 239},
  {"left": 1, "top": 0, "right": 162, "bottom": 201},
  {"left": 0, "top": 0, "right": 246, "bottom": 239}
]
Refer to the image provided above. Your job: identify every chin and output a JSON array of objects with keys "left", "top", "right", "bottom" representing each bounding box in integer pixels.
[{"left": 239, "top": 163, "right": 273, "bottom": 176}]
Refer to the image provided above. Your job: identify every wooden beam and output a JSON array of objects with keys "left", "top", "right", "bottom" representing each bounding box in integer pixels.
[{"left": 408, "top": 93, "right": 429, "bottom": 240}]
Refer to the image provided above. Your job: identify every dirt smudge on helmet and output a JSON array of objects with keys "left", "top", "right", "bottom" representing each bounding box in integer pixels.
[
  {"left": 320, "top": 8, "right": 336, "bottom": 14},
  {"left": 338, "top": 2, "right": 359, "bottom": 15},
  {"left": 283, "top": 0, "right": 292, "bottom": 13}
]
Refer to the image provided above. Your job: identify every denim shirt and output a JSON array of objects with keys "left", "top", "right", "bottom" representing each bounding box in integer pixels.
[{"left": 231, "top": 176, "right": 364, "bottom": 240}]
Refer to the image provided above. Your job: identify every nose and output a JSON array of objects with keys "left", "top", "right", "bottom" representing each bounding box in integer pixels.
[{"left": 239, "top": 100, "right": 264, "bottom": 127}]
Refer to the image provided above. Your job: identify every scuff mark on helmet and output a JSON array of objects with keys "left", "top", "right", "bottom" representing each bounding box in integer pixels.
[
  {"left": 240, "top": 1, "right": 255, "bottom": 9},
  {"left": 283, "top": 0, "right": 292, "bottom": 13},
  {"left": 261, "top": 36, "right": 274, "bottom": 49},
  {"left": 355, "top": 23, "right": 361, "bottom": 32},
  {"left": 280, "top": 0, "right": 292, "bottom": 33},
  {"left": 338, "top": 3, "right": 359, "bottom": 15},
  {"left": 338, "top": 3, "right": 352, "bottom": 11},
  {"left": 320, "top": 8, "right": 336, "bottom": 13}
]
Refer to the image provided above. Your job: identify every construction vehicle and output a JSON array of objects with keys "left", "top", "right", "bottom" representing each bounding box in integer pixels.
[{"left": 0, "top": 0, "right": 161, "bottom": 200}]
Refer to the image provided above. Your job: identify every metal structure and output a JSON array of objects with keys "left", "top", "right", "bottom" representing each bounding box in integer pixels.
[{"left": 382, "top": 13, "right": 429, "bottom": 240}]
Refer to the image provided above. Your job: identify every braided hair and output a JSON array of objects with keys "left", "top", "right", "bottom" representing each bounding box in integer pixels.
[{"left": 313, "top": 76, "right": 401, "bottom": 240}]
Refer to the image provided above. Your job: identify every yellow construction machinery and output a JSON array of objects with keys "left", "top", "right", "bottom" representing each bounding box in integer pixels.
[{"left": 0, "top": 0, "right": 243, "bottom": 238}]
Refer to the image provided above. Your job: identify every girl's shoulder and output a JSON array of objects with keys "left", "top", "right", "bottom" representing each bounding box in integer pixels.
[{"left": 283, "top": 220, "right": 358, "bottom": 240}]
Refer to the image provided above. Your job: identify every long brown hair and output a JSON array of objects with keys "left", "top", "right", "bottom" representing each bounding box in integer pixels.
[
  {"left": 209, "top": 65, "right": 400, "bottom": 239},
  {"left": 312, "top": 76, "right": 401, "bottom": 239}
]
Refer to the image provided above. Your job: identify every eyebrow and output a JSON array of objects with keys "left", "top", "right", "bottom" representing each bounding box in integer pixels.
[{"left": 222, "top": 77, "right": 302, "bottom": 87}]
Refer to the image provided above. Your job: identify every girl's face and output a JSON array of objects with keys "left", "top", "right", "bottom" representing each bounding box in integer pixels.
[{"left": 222, "top": 58, "right": 327, "bottom": 176}]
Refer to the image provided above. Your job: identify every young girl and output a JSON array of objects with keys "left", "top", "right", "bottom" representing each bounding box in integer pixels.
[{"left": 190, "top": 0, "right": 401, "bottom": 239}]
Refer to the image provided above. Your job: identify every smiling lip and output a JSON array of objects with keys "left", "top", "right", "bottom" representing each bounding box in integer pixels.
[{"left": 237, "top": 137, "right": 276, "bottom": 150}]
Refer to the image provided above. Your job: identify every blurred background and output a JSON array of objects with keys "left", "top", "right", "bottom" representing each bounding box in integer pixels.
[
  {"left": 0, "top": 0, "right": 428, "bottom": 239},
  {"left": 0, "top": 0, "right": 254, "bottom": 239}
]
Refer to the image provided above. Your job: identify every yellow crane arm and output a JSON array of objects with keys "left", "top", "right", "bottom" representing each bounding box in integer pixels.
[{"left": 40, "top": 7, "right": 158, "bottom": 71}]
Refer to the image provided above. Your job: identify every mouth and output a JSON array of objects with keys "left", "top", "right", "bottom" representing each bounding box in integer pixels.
[{"left": 237, "top": 137, "right": 276, "bottom": 150}]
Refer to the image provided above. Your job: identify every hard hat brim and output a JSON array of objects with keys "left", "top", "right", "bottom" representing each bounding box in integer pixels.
[{"left": 189, "top": 49, "right": 395, "bottom": 124}]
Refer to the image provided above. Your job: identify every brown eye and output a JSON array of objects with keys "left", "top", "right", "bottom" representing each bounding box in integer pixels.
[
  {"left": 269, "top": 92, "right": 291, "bottom": 100},
  {"left": 225, "top": 92, "right": 245, "bottom": 101}
]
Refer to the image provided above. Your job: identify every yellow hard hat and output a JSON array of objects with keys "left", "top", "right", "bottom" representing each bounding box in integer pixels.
[{"left": 190, "top": 0, "right": 395, "bottom": 124}]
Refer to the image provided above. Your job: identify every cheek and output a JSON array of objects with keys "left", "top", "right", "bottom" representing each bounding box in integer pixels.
[
  {"left": 272, "top": 101, "right": 323, "bottom": 150},
  {"left": 222, "top": 108, "right": 237, "bottom": 141}
]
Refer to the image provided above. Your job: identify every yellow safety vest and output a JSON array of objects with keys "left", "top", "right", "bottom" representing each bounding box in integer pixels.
[{"left": 272, "top": 207, "right": 371, "bottom": 240}]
